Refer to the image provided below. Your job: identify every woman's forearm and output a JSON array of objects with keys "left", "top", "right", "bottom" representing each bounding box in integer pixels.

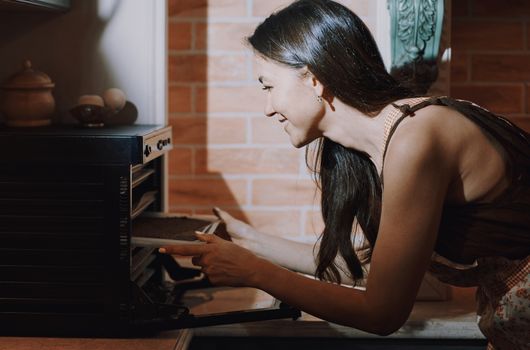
[
  {"left": 249, "top": 257, "right": 402, "bottom": 335},
  {"left": 251, "top": 232, "right": 360, "bottom": 285},
  {"left": 251, "top": 232, "right": 317, "bottom": 274}
]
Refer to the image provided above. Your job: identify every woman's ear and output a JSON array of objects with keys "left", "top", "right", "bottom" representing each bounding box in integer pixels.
[
  {"left": 311, "top": 76, "right": 325, "bottom": 98},
  {"left": 300, "top": 67, "right": 324, "bottom": 97}
]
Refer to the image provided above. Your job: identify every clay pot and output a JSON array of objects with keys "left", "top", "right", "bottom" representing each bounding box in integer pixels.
[{"left": 1, "top": 60, "right": 55, "bottom": 127}]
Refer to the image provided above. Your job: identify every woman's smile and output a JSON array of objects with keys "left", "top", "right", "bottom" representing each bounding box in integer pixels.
[{"left": 255, "top": 55, "right": 326, "bottom": 148}]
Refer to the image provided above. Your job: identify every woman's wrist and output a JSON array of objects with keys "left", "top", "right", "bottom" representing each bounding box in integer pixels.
[
  {"left": 244, "top": 228, "right": 264, "bottom": 256},
  {"left": 246, "top": 256, "right": 285, "bottom": 290}
]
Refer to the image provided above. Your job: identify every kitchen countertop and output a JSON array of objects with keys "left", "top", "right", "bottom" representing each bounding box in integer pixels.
[
  {"left": 0, "top": 287, "right": 485, "bottom": 349},
  {"left": 171, "top": 286, "right": 485, "bottom": 340},
  {"left": 0, "top": 330, "right": 193, "bottom": 350}
]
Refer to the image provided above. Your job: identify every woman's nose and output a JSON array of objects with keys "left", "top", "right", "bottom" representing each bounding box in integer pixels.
[{"left": 264, "top": 97, "right": 276, "bottom": 117}]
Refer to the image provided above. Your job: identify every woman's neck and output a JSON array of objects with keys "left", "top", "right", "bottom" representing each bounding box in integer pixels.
[{"left": 320, "top": 99, "right": 393, "bottom": 174}]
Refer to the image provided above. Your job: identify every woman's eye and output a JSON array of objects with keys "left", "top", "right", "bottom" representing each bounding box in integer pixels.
[{"left": 261, "top": 86, "right": 272, "bottom": 91}]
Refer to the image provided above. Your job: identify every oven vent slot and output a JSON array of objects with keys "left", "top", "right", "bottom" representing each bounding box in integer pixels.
[
  {"left": 0, "top": 217, "right": 104, "bottom": 235},
  {"left": 0, "top": 233, "right": 104, "bottom": 250}
]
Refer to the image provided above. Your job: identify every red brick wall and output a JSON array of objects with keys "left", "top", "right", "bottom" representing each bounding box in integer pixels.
[{"left": 450, "top": 0, "right": 530, "bottom": 131}]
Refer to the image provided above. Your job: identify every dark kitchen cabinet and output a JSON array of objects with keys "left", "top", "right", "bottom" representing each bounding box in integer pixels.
[{"left": 189, "top": 337, "right": 487, "bottom": 350}]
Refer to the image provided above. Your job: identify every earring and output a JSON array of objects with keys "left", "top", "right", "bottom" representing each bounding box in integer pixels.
[{"left": 317, "top": 96, "right": 323, "bottom": 103}]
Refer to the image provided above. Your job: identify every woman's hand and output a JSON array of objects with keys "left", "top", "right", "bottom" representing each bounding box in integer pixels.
[
  {"left": 213, "top": 207, "right": 319, "bottom": 275},
  {"left": 159, "top": 233, "right": 264, "bottom": 287},
  {"left": 212, "top": 207, "right": 260, "bottom": 252}
]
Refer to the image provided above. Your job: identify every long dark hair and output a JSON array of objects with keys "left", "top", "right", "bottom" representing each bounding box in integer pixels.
[{"left": 248, "top": 0, "right": 414, "bottom": 283}]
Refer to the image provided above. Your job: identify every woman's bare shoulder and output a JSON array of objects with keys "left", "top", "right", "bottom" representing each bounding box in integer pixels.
[
  {"left": 386, "top": 103, "right": 464, "bottom": 156},
  {"left": 385, "top": 101, "right": 509, "bottom": 204},
  {"left": 381, "top": 103, "right": 464, "bottom": 189}
]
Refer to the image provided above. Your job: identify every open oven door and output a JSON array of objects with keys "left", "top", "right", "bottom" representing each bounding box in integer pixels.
[{"left": 129, "top": 213, "right": 301, "bottom": 333}]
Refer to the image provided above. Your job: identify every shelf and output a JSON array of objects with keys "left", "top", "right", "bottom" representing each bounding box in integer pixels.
[
  {"left": 0, "top": 0, "right": 70, "bottom": 12},
  {"left": 132, "top": 168, "right": 155, "bottom": 189}
]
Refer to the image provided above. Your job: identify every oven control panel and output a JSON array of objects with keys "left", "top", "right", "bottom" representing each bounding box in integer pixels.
[{"left": 142, "top": 126, "right": 173, "bottom": 163}]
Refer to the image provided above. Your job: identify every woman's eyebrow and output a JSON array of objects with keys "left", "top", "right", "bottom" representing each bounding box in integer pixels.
[{"left": 258, "top": 76, "right": 264, "bottom": 84}]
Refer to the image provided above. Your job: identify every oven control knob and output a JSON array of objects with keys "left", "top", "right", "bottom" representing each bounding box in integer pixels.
[{"left": 144, "top": 145, "right": 152, "bottom": 157}]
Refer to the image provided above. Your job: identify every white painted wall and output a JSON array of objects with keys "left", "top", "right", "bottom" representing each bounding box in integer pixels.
[
  {"left": 375, "top": 0, "right": 392, "bottom": 71},
  {"left": 0, "top": 0, "right": 167, "bottom": 125}
]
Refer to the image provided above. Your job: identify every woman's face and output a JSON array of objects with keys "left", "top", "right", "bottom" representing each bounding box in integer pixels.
[{"left": 254, "top": 55, "right": 325, "bottom": 148}]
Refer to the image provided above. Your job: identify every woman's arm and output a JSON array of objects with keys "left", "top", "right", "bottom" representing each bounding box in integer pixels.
[
  {"left": 214, "top": 208, "right": 366, "bottom": 284},
  {"left": 246, "top": 233, "right": 318, "bottom": 275},
  {"left": 161, "top": 118, "right": 454, "bottom": 335},
  {"left": 212, "top": 208, "right": 317, "bottom": 275},
  {"left": 255, "top": 124, "right": 452, "bottom": 334}
]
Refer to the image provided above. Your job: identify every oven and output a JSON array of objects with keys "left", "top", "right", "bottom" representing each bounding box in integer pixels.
[{"left": 0, "top": 125, "right": 299, "bottom": 337}]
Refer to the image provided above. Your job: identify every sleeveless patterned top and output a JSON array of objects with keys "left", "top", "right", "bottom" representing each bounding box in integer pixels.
[{"left": 382, "top": 96, "right": 530, "bottom": 267}]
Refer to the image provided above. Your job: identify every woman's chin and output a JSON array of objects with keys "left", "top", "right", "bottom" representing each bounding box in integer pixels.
[
  {"left": 289, "top": 135, "right": 312, "bottom": 148},
  {"left": 285, "top": 126, "right": 317, "bottom": 148}
]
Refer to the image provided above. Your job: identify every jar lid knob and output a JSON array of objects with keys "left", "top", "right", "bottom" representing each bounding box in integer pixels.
[{"left": 1, "top": 59, "right": 54, "bottom": 89}]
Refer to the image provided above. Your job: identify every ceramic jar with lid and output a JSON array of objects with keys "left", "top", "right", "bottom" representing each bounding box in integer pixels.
[{"left": 1, "top": 60, "right": 55, "bottom": 127}]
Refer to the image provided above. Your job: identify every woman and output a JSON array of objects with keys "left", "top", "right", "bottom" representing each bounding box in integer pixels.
[{"left": 159, "top": 1, "right": 530, "bottom": 348}]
